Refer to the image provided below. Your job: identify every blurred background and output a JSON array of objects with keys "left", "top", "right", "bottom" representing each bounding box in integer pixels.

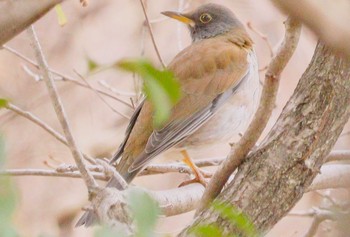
[{"left": 0, "top": 0, "right": 349, "bottom": 236}]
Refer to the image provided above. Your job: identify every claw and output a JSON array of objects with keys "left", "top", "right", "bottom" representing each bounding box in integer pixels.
[{"left": 179, "top": 150, "right": 213, "bottom": 187}]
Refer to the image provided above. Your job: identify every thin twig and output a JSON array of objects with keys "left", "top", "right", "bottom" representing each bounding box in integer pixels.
[
  {"left": 96, "top": 159, "right": 128, "bottom": 190},
  {"left": 247, "top": 22, "right": 274, "bottom": 58},
  {"left": 0, "top": 156, "right": 224, "bottom": 180},
  {"left": 139, "top": 0, "right": 166, "bottom": 68},
  {"left": 176, "top": 0, "right": 186, "bottom": 51},
  {"left": 247, "top": 22, "right": 274, "bottom": 72},
  {"left": 27, "top": 26, "right": 98, "bottom": 190},
  {"left": 197, "top": 17, "right": 302, "bottom": 214},
  {"left": 0, "top": 169, "right": 108, "bottom": 181},
  {"left": 98, "top": 80, "right": 137, "bottom": 97},
  {"left": 74, "top": 70, "right": 131, "bottom": 119},
  {"left": 289, "top": 208, "right": 337, "bottom": 237},
  {"left": 5, "top": 102, "right": 96, "bottom": 164},
  {"left": 3, "top": 45, "right": 133, "bottom": 109}
]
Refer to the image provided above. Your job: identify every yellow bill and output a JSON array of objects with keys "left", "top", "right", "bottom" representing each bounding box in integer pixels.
[{"left": 161, "top": 11, "right": 195, "bottom": 27}]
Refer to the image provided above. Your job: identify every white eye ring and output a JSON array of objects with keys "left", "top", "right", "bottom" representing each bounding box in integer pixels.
[{"left": 199, "top": 13, "right": 212, "bottom": 23}]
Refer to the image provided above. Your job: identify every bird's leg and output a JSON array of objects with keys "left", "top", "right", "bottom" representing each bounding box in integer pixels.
[{"left": 179, "top": 149, "right": 211, "bottom": 187}]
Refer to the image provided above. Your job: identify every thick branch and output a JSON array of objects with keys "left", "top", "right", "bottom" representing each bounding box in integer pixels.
[
  {"left": 197, "top": 17, "right": 302, "bottom": 214},
  {"left": 92, "top": 183, "right": 204, "bottom": 226}
]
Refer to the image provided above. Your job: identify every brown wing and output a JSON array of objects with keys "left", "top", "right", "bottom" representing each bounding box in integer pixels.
[{"left": 119, "top": 35, "right": 251, "bottom": 173}]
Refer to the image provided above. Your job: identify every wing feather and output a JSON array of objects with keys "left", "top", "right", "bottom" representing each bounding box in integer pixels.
[{"left": 129, "top": 70, "right": 249, "bottom": 171}]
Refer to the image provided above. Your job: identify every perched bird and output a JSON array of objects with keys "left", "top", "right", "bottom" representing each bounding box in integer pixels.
[{"left": 76, "top": 3, "right": 261, "bottom": 227}]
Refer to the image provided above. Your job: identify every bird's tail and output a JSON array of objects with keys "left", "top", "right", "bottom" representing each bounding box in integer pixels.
[{"left": 75, "top": 167, "right": 140, "bottom": 227}]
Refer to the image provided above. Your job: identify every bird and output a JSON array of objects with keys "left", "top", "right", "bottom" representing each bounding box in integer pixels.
[{"left": 76, "top": 3, "right": 261, "bottom": 227}]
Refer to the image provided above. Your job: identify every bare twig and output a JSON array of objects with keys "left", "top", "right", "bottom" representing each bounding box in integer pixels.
[
  {"left": 5, "top": 102, "right": 96, "bottom": 164},
  {"left": 176, "top": 0, "right": 187, "bottom": 51},
  {"left": 247, "top": 21, "right": 274, "bottom": 71},
  {"left": 96, "top": 159, "right": 128, "bottom": 190},
  {"left": 3, "top": 45, "right": 133, "bottom": 109},
  {"left": 289, "top": 208, "right": 337, "bottom": 237},
  {"left": 74, "top": 70, "right": 131, "bottom": 119},
  {"left": 98, "top": 80, "right": 137, "bottom": 97},
  {"left": 139, "top": 0, "right": 166, "bottom": 68},
  {"left": 0, "top": 156, "right": 224, "bottom": 180},
  {"left": 6, "top": 103, "right": 66, "bottom": 145},
  {"left": 197, "top": 17, "right": 302, "bottom": 214},
  {"left": 0, "top": 169, "right": 108, "bottom": 181},
  {"left": 27, "top": 26, "right": 98, "bottom": 190}
]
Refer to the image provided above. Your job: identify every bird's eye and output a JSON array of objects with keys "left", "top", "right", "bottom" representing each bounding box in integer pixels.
[{"left": 199, "top": 13, "right": 212, "bottom": 24}]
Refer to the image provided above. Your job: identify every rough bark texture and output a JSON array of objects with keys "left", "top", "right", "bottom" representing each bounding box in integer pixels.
[{"left": 179, "top": 43, "right": 350, "bottom": 236}]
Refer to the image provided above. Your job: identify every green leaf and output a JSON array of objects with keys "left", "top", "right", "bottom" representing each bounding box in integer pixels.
[
  {"left": 117, "top": 59, "right": 181, "bottom": 127},
  {"left": 127, "top": 187, "right": 160, "bottom": 237},
  {"left": 94, "top": 225, "right": 126, "bottom": 237},
  {"left": 54, "top": 4, "right": 67, "bottom": 26},
  {"left": 212, "top": 201, "right": 258, "bottom": 237},
  {"left": 0, "top": 136, "right": 18, "bottom": 237},
  {"left": 191, "top": 224, "right": 224, "bottom": 237},
  {"left": 87, "top": 58, "right": 99, "bottom": 72},
  {"left": 0, "top": 98, "right": 8, "bottom": 109}
]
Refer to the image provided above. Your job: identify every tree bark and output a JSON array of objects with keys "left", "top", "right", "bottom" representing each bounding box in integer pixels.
[
  {"left": 179, "top": 43, "right": 350, "bottom": 236},
  {"left": 0, "top": 0, "right": 62, "bottom": 45}
]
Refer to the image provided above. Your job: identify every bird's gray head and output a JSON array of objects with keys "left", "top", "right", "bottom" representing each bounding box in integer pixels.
[{"left": 162, "top": 3, "right": 243, "bottom": 42}]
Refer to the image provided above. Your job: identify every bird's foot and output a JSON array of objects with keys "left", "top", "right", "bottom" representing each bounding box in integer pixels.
[
  {"left": 178, "top": 150, "right": 213, "bottom": 187},
  {"left": 179, "top": 168, "right": 211, "bottom": 187}
]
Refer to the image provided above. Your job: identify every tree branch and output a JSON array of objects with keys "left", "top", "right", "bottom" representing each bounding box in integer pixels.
[
  {"left": 139, "top": 0, "right": 166, "bottom": 68},
  {"left": 3, "top": 45, "right": 134, "bottom": 109},
  {"left": 0, "top": 156, "right": 224, "bottom": 180},
  {"left": 289, "top": 208, "right": 338, "bottom": 237},
  {"left": 0, "top": 0, "right": 63, "bottom": 45},
  {"left": 0, "top": 169, "right": 108, "bottom": 181},
  {"left": 307, "top": 164, "right": 350, "bottom": 192},
  {"left": 272, "top": 0, "right": 350, "bottom": 58},
  {"left": 27, "top": 26, "right": 98, "bottom": 191},
  {"left": 73, "top": 70, "right": 131, "bottom": 119},
  {"left": 197, "top": 17, "right": 302, "bottom": 214},
  {"left": 5, "top": 102, "right": 96, "bottom": 164},
  {"left": 325, "top": 150, "right": 350, "bottom": 163}
]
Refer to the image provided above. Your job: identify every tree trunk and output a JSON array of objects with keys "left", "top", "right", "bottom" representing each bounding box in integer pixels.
[{"left": 179, "top": 43, "right": 350, "bottom": 236}]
